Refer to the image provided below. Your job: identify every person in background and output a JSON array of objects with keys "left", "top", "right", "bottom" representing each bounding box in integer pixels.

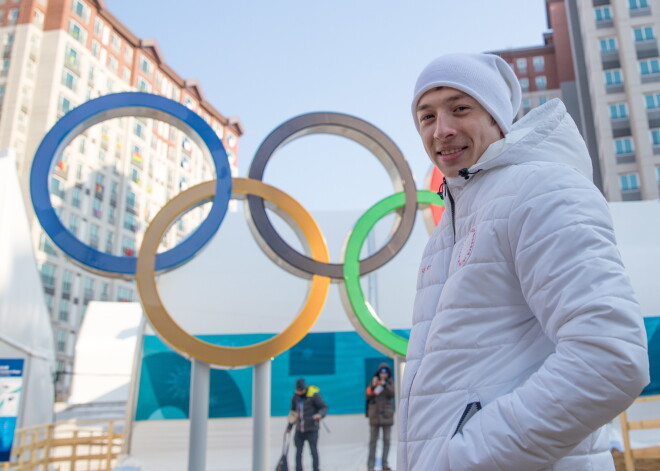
[
  {"left": 365, "top": 363, "right": 394, "bottom": 471},
  {"left": 287, "top": 378, "right": 328, "bottom": 471},
  {"left": 397, "top": 52, "right": 650, "bottom": 470}
]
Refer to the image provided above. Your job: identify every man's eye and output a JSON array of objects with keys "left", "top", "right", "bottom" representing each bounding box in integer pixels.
[
  {"left": 420, "top": 114, "right": 433, "bottom": 122},
  {"left": 455, "top": 106, "right": 470, "bottom": 112}
]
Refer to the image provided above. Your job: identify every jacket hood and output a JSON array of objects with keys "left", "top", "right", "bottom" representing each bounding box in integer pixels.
[{"left": 446, "top": 99, "right": 593, "bottom": 189}]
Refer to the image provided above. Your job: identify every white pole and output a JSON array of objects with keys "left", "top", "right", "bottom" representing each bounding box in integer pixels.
[
  {"left": 188, "top": 359, "right": 210, "bottom": 471},
  {"left": 252, "top": 360, "right": 272, "bottom": 471}
]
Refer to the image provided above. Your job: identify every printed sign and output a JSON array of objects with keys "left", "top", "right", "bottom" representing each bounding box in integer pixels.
[{"left": 0, "top": 359, "right": 24, "bottom": 463}]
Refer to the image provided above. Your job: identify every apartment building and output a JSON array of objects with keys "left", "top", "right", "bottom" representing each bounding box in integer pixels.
[
  {"left": 0, "top": 0, "right": 242, "bottom": 399},
  {"left": 492, "top": 0, "right": 660, "bottom": 202}
]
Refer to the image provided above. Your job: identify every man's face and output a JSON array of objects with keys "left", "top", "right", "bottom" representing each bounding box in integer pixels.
[
  {"left": 295, "top": 389, "right": 305, "bottom": 396},
  {"left": 415, "top": 87, "right": 503, "bottom": 178}
]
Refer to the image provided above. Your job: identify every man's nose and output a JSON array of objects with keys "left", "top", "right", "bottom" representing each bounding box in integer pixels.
[{"left": 433, "top": 117, "right": 456, "bottom": 140}]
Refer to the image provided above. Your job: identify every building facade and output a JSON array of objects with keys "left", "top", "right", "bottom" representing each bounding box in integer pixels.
[
  {"left": 492, "top": 0, "right": 660, "bottom": 202},
  {"left": 0, "top": 0, "right": 242, "bottom": 399}
]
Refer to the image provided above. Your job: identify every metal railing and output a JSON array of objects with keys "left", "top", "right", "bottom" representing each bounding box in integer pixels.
[{"left": 1, "top": 419, "right": 123, "bottom": 471}]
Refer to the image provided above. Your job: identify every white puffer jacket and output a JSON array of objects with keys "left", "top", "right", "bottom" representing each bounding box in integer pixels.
[{"left": 398, "top": 99, "right": 649, "bottom": 471}]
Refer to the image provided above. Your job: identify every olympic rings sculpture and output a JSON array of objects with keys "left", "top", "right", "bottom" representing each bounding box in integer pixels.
[{"left": 30, "top": 92, "right": 444, "bottom": 366}]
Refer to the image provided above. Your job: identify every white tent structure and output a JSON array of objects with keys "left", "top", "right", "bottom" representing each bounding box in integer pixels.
[{"left": 0, "top": 150, "right": 55, "bottom": 428}]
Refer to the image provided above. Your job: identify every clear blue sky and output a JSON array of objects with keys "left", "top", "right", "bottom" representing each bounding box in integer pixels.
[{"left": 105, "top": 0, "right": 548, "bottom": 212}]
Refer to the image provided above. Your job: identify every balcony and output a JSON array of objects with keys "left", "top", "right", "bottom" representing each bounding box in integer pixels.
[
  {"left": 631, "top": 6, "right": 652, "bottom": 17},
  {"left": 606, "top": 83, "right": 625, "bottom": 94},
  {"left": 601, "top": 50, "right": 620, "bottom": 70},
  {"left": 648, "top": 108, "right": 660, "bottom": 128},
  {"left": 611, "top": 118, "right": 631, "bottom": 138},
  {"left": 593, "top": 0, "right": 609, "bottom": 5},
  {"left": 596, "top": 18, "right": 614, "bottom": 29},
  {"left": 641, "top": 72, "right": 660, "bottom": 84},
  {"left": 615, "top": 152, "right": 636, "bottom": 164},
  {"left": 622, "top": 189, "right": 642, "bottom": 201},
  {"left": 635, "top": 39, "right": 659, "bottom": 60}
]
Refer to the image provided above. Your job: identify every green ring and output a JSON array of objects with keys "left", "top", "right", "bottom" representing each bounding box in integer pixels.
[{"left": 342, "top": 190, "right": 443, "bottom": 357}]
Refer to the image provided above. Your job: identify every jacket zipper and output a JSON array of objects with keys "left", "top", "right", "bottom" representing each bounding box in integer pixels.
[
  {"left": 438, "top": 177, "right": 457, "bottom": 245},
  {"left": 451, "top": 401, "right": 482, "bottom": 438}
]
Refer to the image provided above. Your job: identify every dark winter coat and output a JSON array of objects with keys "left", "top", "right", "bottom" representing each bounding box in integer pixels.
[
  {"left": 365, "top": 362, "right": 395, "bottom": 426},
  {"left": 290, "top": 386, "right": 328, "bottom": 433}
]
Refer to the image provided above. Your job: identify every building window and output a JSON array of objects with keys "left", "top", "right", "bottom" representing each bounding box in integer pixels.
[
  {"left": 89, "top": 224, "right": 99, "bottom": 249},
  {"left": 90, "top": 40, "right": 99, "bottom": 58},
  {"left": 71, "top": 0, "right": 89, "bottom": 21},
  {"left": 137, "top": 77, "right": 151, "bottom": 92},
  {"left": 58, "top": 299, "right": 69, "bottom": 322},
  {"left": 110, "top": 33, "right": 121, "bottom": 52},
  {"left": 633, "top": 26, "right": 655, "bottom": 42},
  {"left": 620, "top": 173, "right": 640, "bottom": 191},
  {"left": 43, "top": 294, "right": 54, "bottom": 316},
  {"left": 639, "top": 58, "right": 660, "bottom": 75},
  {"left": 516, "top": 58, "right": 527, "bottom": 74},
  {"left": 535, "top": 76, "right": 547, "bottom": 90},
  {"left": 609, "top": 103, "right": 629, "bottom": 119},
  {"left": 40, "top": 263, "right": 56, "bottom": 289},
  {"left": 117, "top": 287, "right": 133, "bottom": 302},
  {"left": 62, "top": 270, "right": 72, "bottom": 296},
  {"left": 533, "top": 56, "right": 544, "bottom": 72},
  {"left": 519, "top": 78, "right": 529, "bottom": 92},
  {"left": 67, "top": 20, "right": 86, "bottom": 43},
  {"left": 50, "top": 176, "right": 65, "bottom": 199},
  {"left": 39, "top": 233, "right": 57, "bottom": 256},
  {"left": 605, "top": 69, "right": 623, "bottom": 85},
  {"left": 538, "top": 96, "right": 548, "bottom": 105},
  {"left": 139, "top": 56, "right": 153, "bottom": 75},
  {"left": 7, "top": 8, "right": 18, "bottom": 25},
  {"left": 121, "top": 237, "right": 135, "bottom": 256},
  {"left": 68, "top": 214, "right": 79, "bottom": 235},
  {"left": 651, "top": 129, "right": 660, "bottom": 145},
  {"left": 93, "top": 17, "right": 102, "bottom": 36},
  {"left": 105, "top": 231, "right": 113, "bottom": 253},
  {"left": 124, "top": 213, "right": 138, "bottom": 232},
  {"left": 126, "top": 189, "right": 136, "bottom": 211},
  {"left": 101, "top": 283, "right": 110, "bottom": 301},
  {"left": 130, "top": 167, "right": 141, "bottom": 185},
  {"left": 615, "top": 137, "right": 634, "bottom": 155},
  {"left": 656, "top": 166, "right": 660, "bottom": 183},
  {"left": 645, "top": 93, "right": 660, "bottom": 109},
  {"left": 600, "top": 37, "right": 618, "bottom": 52},
  {"left": 595, "top": 6, "right": 613, "bottom": 22},
  {"left": 629, "top": 0, "right": 649, "bottom": 9},
  {"left": 92, "top": 198, "right": 102, "bottom": 219},
  {"left": 58, "top": 96, "right": 73, "bottom": 116},
  {"left": 65, "top": 46, "right": 80, "bottom": 69},
  {"left": 108, "top": 55, "right": 118, "bottom": 74},
  {"left": 108, "top": 206, "right": 116, "bottom": 224},
  {"left": 61, "top": 70, "right": 76, "bottom": 91},
  {"left": 521, "top": 98, "right": 532, "bottom": 114},
  {"left": 83, "top": 278, "right": 94, "bottom": 303},
  {"left": 71, "top": 187, "right": 81, "bottom": 208},
  {"left": 56, "top": 330, "right": 67, "bottom": 353}
]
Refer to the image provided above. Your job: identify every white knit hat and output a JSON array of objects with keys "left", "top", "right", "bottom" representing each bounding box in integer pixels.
[{"left": 411, "top": 53, "right": 522, "bottom": 134}]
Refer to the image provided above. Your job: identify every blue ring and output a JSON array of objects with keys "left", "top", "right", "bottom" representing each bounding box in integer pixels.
[{"left": 30, "top": 92, "right": 232, "bottom": 275}]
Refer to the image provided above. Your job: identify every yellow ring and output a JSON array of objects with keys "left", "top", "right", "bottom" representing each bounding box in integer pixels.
[{"left": 136, "top": 177, "right": 331, "bottom": 367}]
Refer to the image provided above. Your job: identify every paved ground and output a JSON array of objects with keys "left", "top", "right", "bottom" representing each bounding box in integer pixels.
[{"left": 613, "top": 450, "right": 660, "bottom": 471}]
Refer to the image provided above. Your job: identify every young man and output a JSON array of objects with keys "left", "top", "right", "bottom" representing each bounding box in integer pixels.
[
  {"left": 365, "top": 363, "right": 395, "bottom": 471},
  {"left": 287, "top": 378, "right": 327, "bottom": 471},
  {"left": 397, "top": 53, "right": 650, "bottom": 470}
]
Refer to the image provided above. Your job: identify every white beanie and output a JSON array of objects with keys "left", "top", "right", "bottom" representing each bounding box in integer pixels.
[{"left": 411, "top": 53, "right": 522, "bottom": 134}]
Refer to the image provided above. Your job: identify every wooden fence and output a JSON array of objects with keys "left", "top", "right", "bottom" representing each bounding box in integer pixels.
[{"left": 0, "top": 419, "right": 123, "bottom": 471}]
